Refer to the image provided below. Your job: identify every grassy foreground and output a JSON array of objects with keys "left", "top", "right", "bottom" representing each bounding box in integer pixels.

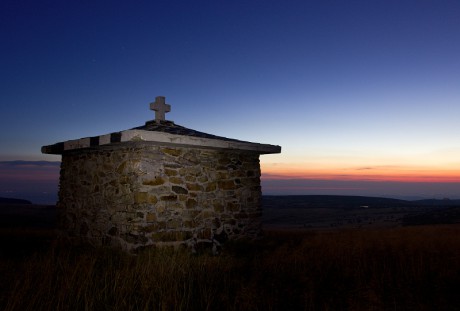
[{"left": 1, "top": 226, "right": 460, "bottom": 310}]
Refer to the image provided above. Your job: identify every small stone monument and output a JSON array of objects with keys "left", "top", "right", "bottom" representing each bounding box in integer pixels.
[{"left": 42, "top": 96, "right": 281, "bottom": 252}]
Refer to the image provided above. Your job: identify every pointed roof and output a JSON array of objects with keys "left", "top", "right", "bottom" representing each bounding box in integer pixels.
[
  {"left": 42, "top": 120, "right": 281, "bottom": 155},
  {"left": 42, "top": 97, "right": 281, "bottom": 155}
]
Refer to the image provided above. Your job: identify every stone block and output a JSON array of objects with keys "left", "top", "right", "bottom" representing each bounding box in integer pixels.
[
  {"left": 146, "top": 212, "right": 157, "bottom": 222},
  {"left": 161, "top": 195, "right": 177, "bottom": 201},
  {"left": 183, "top": 220, "right": 194, "bottom": 228},
  {"left": 186, "top": 183, "right": 203, "bottom": 192},
  {"left": 134, "top": 192, "right": 149, "bottom": 204},
  {"left": 205, "top": 182, "right": 217, "bottom": 192},
  {"left": 197, "top": 228, "right": 212, "bottom": 239},
  {"left": 133, "top": 192, "right": 157, "bottom": 205},
  {"left": 185, "top": 175, "right": 196, "bottom": 182},
  {"left": 226, "top": 202, "right": 240, "bottom": 212},
  {"left": 116, "top": 161, "right": 128, "bottom": 174},
  {"left": 186, "top": 198, "right": 198, "bottom": 209},
  {"left": 167, "top": 218, "right": 182, "bottom": 229},
  {"left": 155, "top": 204, "right": 166, "bottom": 214},
  {"left": 172, "top": 186, "right": 188, "bottom": 194},
  {"left": 142, "top": 177, "right": 165, "bottom": 186},
  {"left": 196, "top": 209, "right": 215, "bottom": 220},
  {"left": 181, "top": 166, "right": 202, "bottom": 176},
  {"left": 213, "top": 202, "right": 224, "bottom": 213},
  {"left": 216, "top": 171, "right": 229, "bottom": 179},
  {"left": 197, "top": 175, "right": 208, "bottom": 183},
  {"left": 164, "top": 168, "right": 178, "bottom": 176},
  {"left": 161, "top": 148, "right": 182, "bottom": 157},
  {"left": 164, "top": 163, "right": 182, "bottom": 169},
  {"left": 218, "top": 180, "right": 236, "bottom": 190},
  {"left": 218, "top": 157, "right": 229, "bottom": 165},
  {"left": 166, "top": 202, "right": 183, "bottom": 210},
  {"left": 169, "top": 177, "right": 184, "bottom": 184},
  {"left": 142, "top": 221, "right": 166, "bottom": 233},
  {"left": 182, "top": 152, "right": 200, "bottom": 164},
  {"left": 147, "top": 195, "right": 158, "bottom": 204}
]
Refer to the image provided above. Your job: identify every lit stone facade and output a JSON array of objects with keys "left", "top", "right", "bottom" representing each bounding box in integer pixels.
[{"left": 42, "top": 97, "right": 280, "bottom": 252}]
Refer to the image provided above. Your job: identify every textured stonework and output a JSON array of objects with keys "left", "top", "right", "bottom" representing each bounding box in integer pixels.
[{"left": 58, "top": 144, "right": 262, "bottom": 252}]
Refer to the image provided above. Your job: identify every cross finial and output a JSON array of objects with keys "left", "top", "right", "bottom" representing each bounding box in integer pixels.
[{"left": 149, "top": 96, "right": 171, "bottom": 123}]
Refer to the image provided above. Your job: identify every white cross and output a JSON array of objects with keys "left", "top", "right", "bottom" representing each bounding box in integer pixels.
[{"left": 149, "top": 96, "right": 171, "bottom": 122}]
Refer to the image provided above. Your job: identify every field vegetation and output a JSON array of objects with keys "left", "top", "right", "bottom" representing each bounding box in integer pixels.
[{"left": 1, "top": 225, "right": 460, "bottom": 310}]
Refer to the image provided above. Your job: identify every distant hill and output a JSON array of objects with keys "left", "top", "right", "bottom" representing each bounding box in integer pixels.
[
  {"left": 262, "top": 195, "right": 460, "bottom": 209},
  {"left": 412, "top": 198, "right": 460, "bottom": 206},
  {"left": 0, "top": 197, "right": 32, "bottom": 205},
  {"left": 262, "top": 195, "right": 412, "bottom": 209}
]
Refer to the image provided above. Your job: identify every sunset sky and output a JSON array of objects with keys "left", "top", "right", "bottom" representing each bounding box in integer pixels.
[{"left": 1, "top": 0, "right": 460, "bottom": 203}]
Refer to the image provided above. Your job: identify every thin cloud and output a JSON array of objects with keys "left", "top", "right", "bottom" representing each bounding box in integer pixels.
[
  {"left": 353, "top": 165, "right": 403, "bottom": 171},
  {"left": 0, "top": 161, "right": 60, "bottom": 168},
  {"left": 0, "top": 160, "right": 60, "bottom": 182}
]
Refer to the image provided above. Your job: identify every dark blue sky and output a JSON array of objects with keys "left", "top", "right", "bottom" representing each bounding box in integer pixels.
[{"left": 1, "top": 0, "right": 460, "bottom": 200}]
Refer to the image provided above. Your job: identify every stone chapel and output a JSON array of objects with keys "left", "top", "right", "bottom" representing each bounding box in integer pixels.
[{"left": 42, "top": 96, "right": 281, "bottom": 252}]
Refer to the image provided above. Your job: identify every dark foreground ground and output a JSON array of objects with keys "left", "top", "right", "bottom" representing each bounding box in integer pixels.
[{"left": 1, "top": 196, "right": 460, "bottom": 310}]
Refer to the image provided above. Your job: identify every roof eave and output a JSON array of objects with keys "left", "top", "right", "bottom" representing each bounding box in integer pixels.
[{"left": 41, "top": 129, "right": 281, "bottom": 155}]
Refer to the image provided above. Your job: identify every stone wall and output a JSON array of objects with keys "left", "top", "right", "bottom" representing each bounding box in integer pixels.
[{"left": 58, "top": 143, "right": 262, "bottom": 252}]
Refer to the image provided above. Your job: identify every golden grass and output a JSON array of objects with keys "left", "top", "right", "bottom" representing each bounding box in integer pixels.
[{"left": 1, "top": 225, "right": 460, "bottom": 310}]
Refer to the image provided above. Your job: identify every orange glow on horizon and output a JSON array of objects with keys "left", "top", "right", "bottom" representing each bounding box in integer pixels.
[{"left": 260, "top": 163, "right": 460, "bottom": 183}]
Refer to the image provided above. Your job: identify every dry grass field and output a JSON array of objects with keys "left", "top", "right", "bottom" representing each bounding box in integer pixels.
[{"left": 1, "top": 225, "right": 460, "bottom": 310}]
